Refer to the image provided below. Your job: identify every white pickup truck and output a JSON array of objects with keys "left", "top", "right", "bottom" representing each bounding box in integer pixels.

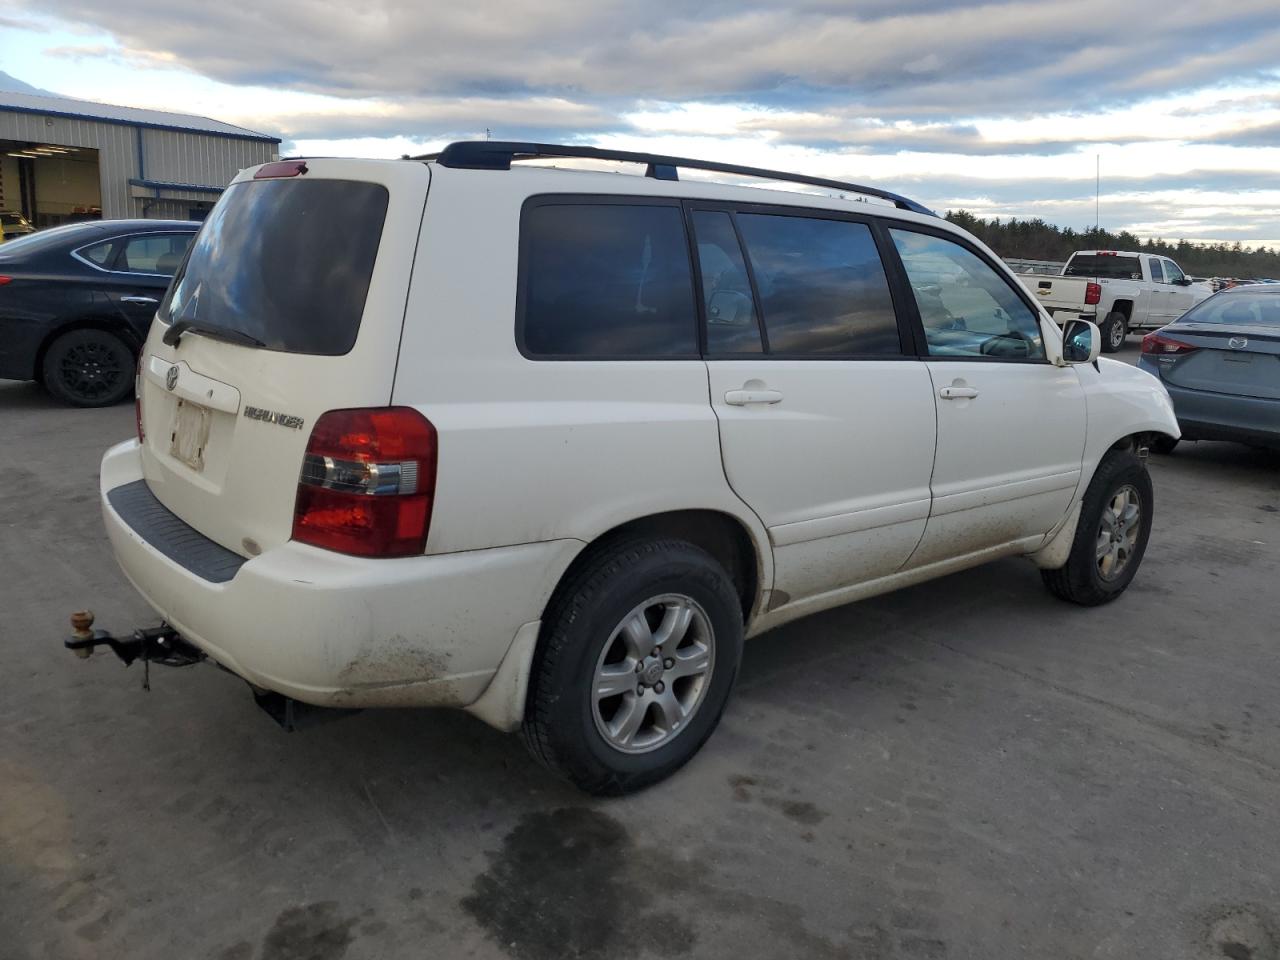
[{"left": 1030, "top": 250, "right": 1213, "bottom": 353}]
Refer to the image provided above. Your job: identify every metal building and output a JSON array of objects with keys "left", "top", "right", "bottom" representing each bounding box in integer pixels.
[{"left": 0, "top": 91, "right": 279, "bottom": 225}]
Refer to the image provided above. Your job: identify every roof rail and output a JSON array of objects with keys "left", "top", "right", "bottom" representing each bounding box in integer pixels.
[{"left": 421, "top": 141, "right": 935, "bottom": 217}]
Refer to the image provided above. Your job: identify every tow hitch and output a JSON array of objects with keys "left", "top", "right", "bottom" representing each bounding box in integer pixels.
[{"left": 65, "top": 611, "right": 203, "bottom": 689}]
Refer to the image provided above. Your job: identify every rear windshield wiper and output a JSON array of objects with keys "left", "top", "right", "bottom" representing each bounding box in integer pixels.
[{"left": 162, "top": 319, "right": 266, "bottom": 349}]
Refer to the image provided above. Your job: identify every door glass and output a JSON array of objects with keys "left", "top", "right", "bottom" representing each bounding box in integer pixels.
[
  {"left": 1149, "top": 259, "right": 1165, "bottom": 283},
  {"left": 691, "top": 211, "right": 762, "bottom": 354},
  {"left": 119, "top": 233, "right": 194, "bottom": 275},
  {"left": 735, "top": 214, "right": 902, "bottom": 355},
  {"left": 1163, "top": 260, "right": 1185, "bottom": 283},
  {"left": 520, "top": 203, "right": 697, "bottom": 358},
  {"left": 890, "top": 229, "right": 1046, "bottom": 360}
]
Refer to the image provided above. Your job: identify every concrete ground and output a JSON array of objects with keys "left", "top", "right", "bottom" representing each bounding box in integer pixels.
[{"left": 2, "top": 341, "right": 1278, "bottom": 960}]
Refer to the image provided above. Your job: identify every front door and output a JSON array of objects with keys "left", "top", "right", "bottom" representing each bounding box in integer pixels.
[
  {"left": 692, "top": 205, "right": 937, "bottom": 604},
  {"left": 886, "top": 226, "right": 1087, "bottom": 569}
]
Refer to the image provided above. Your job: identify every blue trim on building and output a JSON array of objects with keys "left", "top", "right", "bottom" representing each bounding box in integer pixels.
[
  {"left": 128, "top": 178, "right": 226, "bottom": 195},
  {"left": 0, "top": 102, "right": 280, "bottom": 144}
]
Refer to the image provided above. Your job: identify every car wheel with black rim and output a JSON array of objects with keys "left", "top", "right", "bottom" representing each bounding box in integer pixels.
[
  {"left": 1101, "top": 311, "right": 1128, "bottom": 353},
  {"left": 522, "top": 538, "right": 744, "bottom": 795},
  {"left": 1041, "top": 448, "right": 1153, "bottom": 606},
  {"left": 41, "top": 328, "right": 135, "bottom": 407}
]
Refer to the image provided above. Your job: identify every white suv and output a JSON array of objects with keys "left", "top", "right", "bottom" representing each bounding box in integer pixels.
[{"left": 99, "top": 142, "right": 1179, "bottom": 793}]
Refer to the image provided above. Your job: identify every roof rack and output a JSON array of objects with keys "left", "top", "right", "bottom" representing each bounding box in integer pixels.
[{"left": 420, "top": 141, "right": 935, "bottom": 217}]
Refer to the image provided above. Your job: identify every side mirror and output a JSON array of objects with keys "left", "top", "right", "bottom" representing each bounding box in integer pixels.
[
  {"left": 1061, "top": 319, "right": 1101, "bottom": 364},
  {"left": 1174, "top": 276, "right": 1192, "bottom": 286}
]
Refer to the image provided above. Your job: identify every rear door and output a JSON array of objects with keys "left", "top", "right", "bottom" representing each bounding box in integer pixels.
[
  {"left": 135, "top": 160, "right": 431, "bottom": 558},
  {"left": 696, "top": 204, "right": 937, "bottom": 603},
  {"left": 77, "top": 231, "right": 195, "bottom": 337},
  {"left": 887, "top": 226, "right": 1086, "bottom": 568}
]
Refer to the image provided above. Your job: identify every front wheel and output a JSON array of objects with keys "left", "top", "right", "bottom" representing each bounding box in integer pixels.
[
  {"left": 1041, "top": 449, "right": 1153, "bottom": 606},
  {"left": 522, "top": 538, "right": 744, "bottom": 795},
  {"left": 41, "top": 328, "right": 135, "bottom": 407}
]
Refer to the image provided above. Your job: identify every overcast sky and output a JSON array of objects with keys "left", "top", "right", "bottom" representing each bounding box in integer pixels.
[{"left": 3, "top": 1, "right": 1279, "bottom": 245}]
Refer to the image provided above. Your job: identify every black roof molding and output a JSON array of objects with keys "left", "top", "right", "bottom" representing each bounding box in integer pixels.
[{"left": 422, "top": 141, "right": 935, "bottom": 216}]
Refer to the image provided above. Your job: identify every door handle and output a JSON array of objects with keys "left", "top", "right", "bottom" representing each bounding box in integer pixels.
[
  {"left": 724, "top": 388, "right": 783, "bottom": 406},
  {"left": 939, "top": 384, "right": 979, "bottom": 400},
  {"left": 121, "top": 295, "right": 159, "bottom": 305}
]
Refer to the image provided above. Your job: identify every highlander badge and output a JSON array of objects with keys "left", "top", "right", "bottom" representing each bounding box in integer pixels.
[{"left": 243, "top": 406, "right": 305, "bottom": 430}]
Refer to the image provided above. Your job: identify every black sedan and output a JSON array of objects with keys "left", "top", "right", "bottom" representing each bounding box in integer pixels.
[
  {"left": 1138, "top": 284, "right": 1280, "bottom": 452},
  {"left": 0, "top": 219, "right": 199, "bottom": 406}
]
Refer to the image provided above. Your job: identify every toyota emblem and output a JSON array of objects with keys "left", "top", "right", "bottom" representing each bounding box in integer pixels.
[
  {"left": 1228, "top": 337, "right": 1248, "bottom": 350},
  {"left": 166, "top": 366, "right": 179, "bottom": 391}
]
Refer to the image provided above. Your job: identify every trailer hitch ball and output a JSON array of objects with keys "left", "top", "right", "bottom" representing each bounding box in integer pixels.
[{"left": 70, "top": 611, "right": 95, "bottom": 659}]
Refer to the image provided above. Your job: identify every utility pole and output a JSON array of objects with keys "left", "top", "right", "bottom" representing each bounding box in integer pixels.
[{"left": 1095, "top": 154, "right": 1100, "bottom": 233}]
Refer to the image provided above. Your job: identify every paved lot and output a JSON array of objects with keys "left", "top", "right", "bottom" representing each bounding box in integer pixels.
[{"left": 2, "top": 344, "right": 1278, "bottom": 960}]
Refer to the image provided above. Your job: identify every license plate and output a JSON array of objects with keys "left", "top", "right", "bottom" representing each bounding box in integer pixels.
[{"left": 169, "top": 399, "right": 211, "bottom": 472}]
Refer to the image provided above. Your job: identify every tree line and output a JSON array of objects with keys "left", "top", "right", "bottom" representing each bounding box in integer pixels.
[{"left": 944, "top": 210, "right": 1280, "bottom": 279}]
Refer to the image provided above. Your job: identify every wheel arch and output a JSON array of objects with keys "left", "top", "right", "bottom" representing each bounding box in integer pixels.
[
  {"left": 1109, "top": 300, "right": 1134, "bottom": 321},
  {"left": 548, "top": 508, "right": 767, "bottom": 627}
]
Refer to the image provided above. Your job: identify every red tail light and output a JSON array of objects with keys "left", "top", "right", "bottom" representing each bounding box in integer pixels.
[
  {"left": 1085, "top": 281, "right": 1101, "bottom": 305},
  {"left": 292, "top": 407, "right": 438, "bottom": 558},
  {"left": 0, "top": 276, "right": 12, "bottom": 285},
  {"left": 1141, "top": 332, "right": 1198, "bottom": 356}
]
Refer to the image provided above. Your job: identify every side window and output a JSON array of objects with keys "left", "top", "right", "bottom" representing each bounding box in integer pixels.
[
  {"left": 119, "top": 233, "right": 194, "bottom": 275},
  {"left": 1163, "top": 259, "right": 1185, "bottom": 283},
  {"left": 77, "top": 240, "right": 117, "bottom": 267},
  {"left": 734, "top": 213, "right": 902, "bottom": 355},
  {"left": 691, "top": 211, "right": 762, "bottom": 354},
  {"left": 1149, "top": 259, "right": 1165, "bottom": 283},
  {"left": 890, "top": 229, "right": 1046, "bottom": 361},
  {"left": 520, "top": 203, "right": 697, "bottom": 358}
]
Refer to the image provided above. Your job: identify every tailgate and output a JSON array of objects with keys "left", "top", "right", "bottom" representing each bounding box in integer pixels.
[
  {"left": 135, "top": 159, "right": 431, "bottom": 559},
  {"left": 1031, "top": 276, "right": 1090, "bottom": 315}
]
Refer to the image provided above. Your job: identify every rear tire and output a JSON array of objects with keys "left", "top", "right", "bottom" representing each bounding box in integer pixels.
[
  {"left": 522, "top": 538, "right": 744, "bottom": 795},
  {"left": 1101, "top": 311, "right": 1128, "bottom": 353},
  {"left": 1041, "top": 449, "right": 1153, "bottom": 606},
  {"left": 41, "top": 328, "right": 135, "bottom": 407}
]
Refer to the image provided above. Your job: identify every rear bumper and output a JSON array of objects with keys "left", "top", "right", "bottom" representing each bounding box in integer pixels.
[
  {"left": 1140, "top": 365, "right": 1280, "bottom": 447},
  {"left": 100, "top": 439, "right": 579, "bottom": 708}
]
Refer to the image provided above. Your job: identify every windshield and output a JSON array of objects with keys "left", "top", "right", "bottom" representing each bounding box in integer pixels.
[
  {"left": 159, "top": 178, "right": 389, "bottom": 356},
  {"left": 1064, "top": 254, "right": 1143, "bottom": 281},
  {"left": 1178, "top": 292, "right": 1280, "bottom": 327},
  {"left": 1, "top": 213, "right": 28, "bottom": 226}
]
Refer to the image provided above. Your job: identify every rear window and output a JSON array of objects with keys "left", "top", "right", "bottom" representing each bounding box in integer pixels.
[
  {"left": 518, "top": 201, "right": 697, "bottom": 358},
  {"left": 160, "top": 179, "right": 389, "bottom": 356},
  {"left": 1179, "top": 292, "right": 1280, "bottom": 327},
  {"left": 1, "top": 213, "right": 27, "bottom": 226},
  {"left": 1064, "top": 254, "right": 1143, "bottom": 281}
]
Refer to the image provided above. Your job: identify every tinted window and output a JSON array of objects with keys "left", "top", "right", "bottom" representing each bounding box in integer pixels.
[
  {"left": 1064, "top": 254, "right": 1143, "bottom": 280},
  {"left": 160, "top": 179, "right": 388, "bottom": 356},
  {"left": 735, "top": 214, "right": 901, "bottom": 355},
  {"left": 891, "top": 229, "right": 1045, "bottom": 360},
  {"left": 119, "top": 233, "right": 194, "bottom": 275},
  {"left": 692, "top": 211, "right": 762, "bottom": 354},
  {"left": 1179, "top": 292, "right": 1280, "bottom": 327},
  {"left": 79, "top": 240, "right": 117, "bottom": 266},
  {"left": 521, "top": 203, "right": 696, "bottom": 357},
  {"left": 1149, "top": 259, "right": 1164, "bottom": 283}
]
